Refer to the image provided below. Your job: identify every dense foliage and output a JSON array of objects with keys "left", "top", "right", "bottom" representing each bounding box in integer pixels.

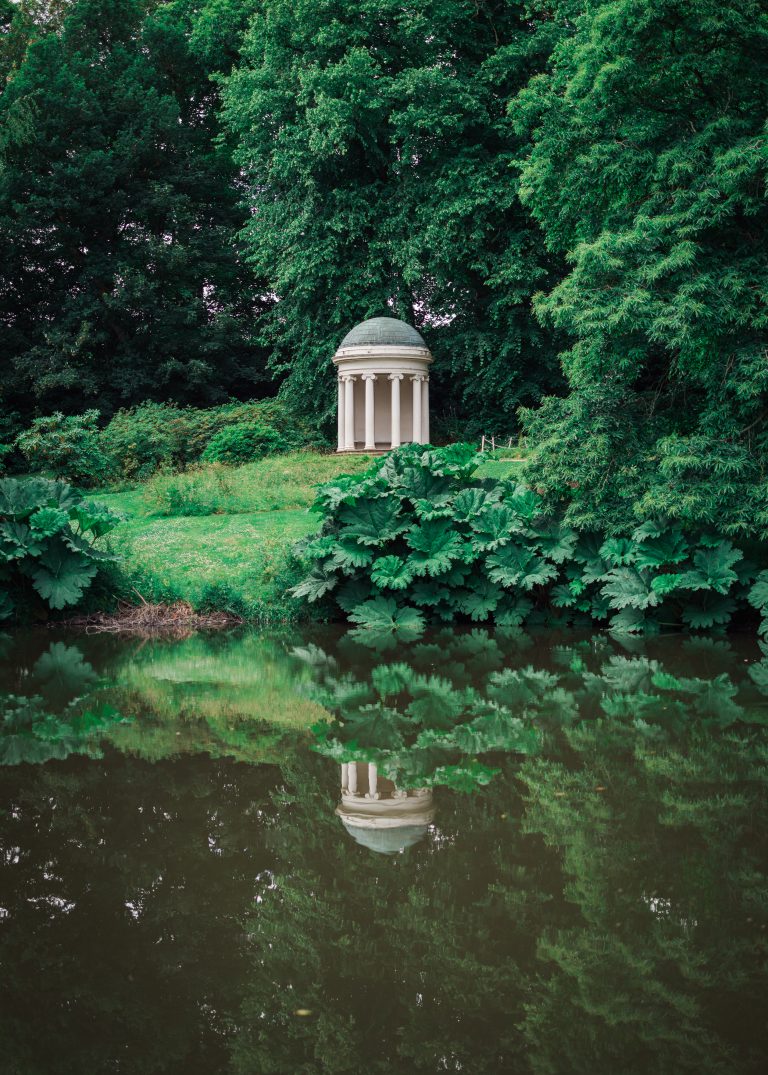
[
  {"left": 6, "top": 399, "right": 324, "bottom": 485},
  {"left": 293, "top": 445, "right": 768, "bottom": 635},
  {"left": 514, "top": 0, "right": 768, "bottom": 536},
  {"left": 0, "top": 476, "right": 120, "bottom": 620},
  {"left": 0, "top": 0, "right": 266, "bottom": 419},
  {"left": 221, "top": 0, "right": 562, "bottom": 432}
]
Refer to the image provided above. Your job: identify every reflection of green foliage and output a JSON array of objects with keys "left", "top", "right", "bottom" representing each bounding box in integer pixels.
[{"left": 301, "top": 628, "right": 768, "bottom": 794}]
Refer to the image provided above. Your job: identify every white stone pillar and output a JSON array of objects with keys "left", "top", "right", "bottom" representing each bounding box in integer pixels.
[
  {"left": 343, "top": 375, "right": 355, "bottom": 451},
  {"left": 337, "top": 377, "right": 345, "bottom": 452},
  {"left": 366, "top": 763, "right": 379, "bottom": 800},
  {"left": 389, "top": 373, "right": 402, "bottom": 449},
  {"left": 411, "top": 375, "right": 423, "bottom": 443},
  {"left": 347, "top": 761, "right": 358, "bottom": 795},
  {"left": 422, "top": 376, "right": 430, "bottom": 444},
  {"left": 362, "top": 373, "right": 376, "bottom": 451},
  {"left": 341, "top": 762, "right": 348, "bottom": 791}
]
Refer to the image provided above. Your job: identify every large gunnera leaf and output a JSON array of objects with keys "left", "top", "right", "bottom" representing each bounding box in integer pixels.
[
  {"left": 470, "top": 503, "right": 520, "bottom": 551},
  {"left": 533, "top": 521, "right": 578, "bottom": 563},
  {"left": 600, "top": 567, "right": 659, "bottom": 610},
  {"left": 633, "top": 528, "right": 688, "bottom": 568},
  {"left": 486, "top": 544, "right": 557, "bottom": 590},
  {"left": 31, "top": 547, "right": 98, "bottom": 609},
  {"left": 338, "top": 498, "right": 409, "bottom": 545},
  {"left": 407, "top": 519, "right": 466, "bottom": 577},
  {"left": 348, "top": 596, "right": 425, "bottom": 648},
  {"left": 289, "top": 561, "right": 339, "bottom": 602},
  {"left": 685, "top": 540, "right": 742, "bottom": 594},
  {"left": 371, "top": 555, "right": 416, "bottom": 591}
]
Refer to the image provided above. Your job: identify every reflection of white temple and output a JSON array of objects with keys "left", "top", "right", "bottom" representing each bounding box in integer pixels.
[{"left": 337, "top": 761, "right": 434, "bottom": 855}]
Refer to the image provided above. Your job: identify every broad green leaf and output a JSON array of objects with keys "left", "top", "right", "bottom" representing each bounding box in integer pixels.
[
  {"left": 31, "top": 547, "right": 98, "bottom": 610},
  {"left": 371, "top": 555, "right": 416, "bottom": 591},
  {"left": 535, "top": 520, "right": 578, "bottom": 563},
  {"left": 486, "top": 543, "right": 557, "bottom": 590},
  {"left": 749, "top": 571, "right": 768, "bottom": 610},
  {"left": 338, "top": 498, "right": 409, "bottom": 545},
  {"left": 633, "top": 529, "right": 688, "bottom": 568},
  {"left": 601, "top": 567, "right": 659, "bottom": 610},
  {"left": 455, "top": 578, "right": 504, "bottom": 621},
  {"left": 331, "top": 539, "right": 374, "bottom": 570},
  {"left": 289, "top": 561, "right": 338, "bottom": 602},
  {"left": 469, "top": 503, "right": 518, "bottom": 551},
  {"left": 599, "top": 537, "right": 636, "bottom": 566},
  {"left": 0, "top": 522, "right": 45, "bottom": 560},
  {"left": 451, "top": 487, "right": 499, "bottom": 522},
  {"left": 682, "top": 593, "right": 736, "bottom": 629},
  {"left": 407, "top": 519, "right": 466, "bottom": 577},
  {"left": 685, "top": 540, "right": 742, "bottom": 594},
  {"left": 29, "top": 508, "right": 70, "bottom": 537}
]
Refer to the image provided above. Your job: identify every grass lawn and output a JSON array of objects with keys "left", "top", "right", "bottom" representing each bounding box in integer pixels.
[{"left": 94, "top": 452, "right": 373, "bottom": 621}]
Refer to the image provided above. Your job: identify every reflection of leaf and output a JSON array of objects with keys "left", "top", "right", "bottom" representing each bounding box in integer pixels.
[
  {"left": 348, "top": 597, "right": 425, "bottom": 648},
  {"left": 342, "top": 704, "right": 406, "bottom": 749},
  {"left": 33, "top": 643, "right": 97, "bottom": 698}
]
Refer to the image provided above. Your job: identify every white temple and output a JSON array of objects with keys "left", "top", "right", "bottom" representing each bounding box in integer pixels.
[
  {"left": 333, "top": 317, "right": 433, "bottom": 452},
  {"left": 336, "top": 761, "right": 434, "bottom": 855}
]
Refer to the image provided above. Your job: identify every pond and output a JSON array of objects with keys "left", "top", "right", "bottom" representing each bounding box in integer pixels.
[{"left": 1, "top": 626, "right": 767, "bottom": 1074}]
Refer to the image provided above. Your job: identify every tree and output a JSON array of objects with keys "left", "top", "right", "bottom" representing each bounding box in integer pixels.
[
  {"left": 0, "top": 0, "right": 268, "bottom": 420},
  {"left": 221, "top": 0, "right": 563, "bottom": 436},
  {"left": 513, "top": 0, "right": 768, "bottom": 536}
]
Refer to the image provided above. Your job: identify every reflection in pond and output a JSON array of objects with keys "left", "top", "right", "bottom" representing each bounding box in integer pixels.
[
  {"left": 0, "top": 627, "right": 767, "bottom": 1072},
  {"left": 337, "top": 761, "right": 434, "bottom": 854}
]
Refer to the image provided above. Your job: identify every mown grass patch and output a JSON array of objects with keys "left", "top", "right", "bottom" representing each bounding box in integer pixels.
[{"left": 93, "top": 452, "right": 373, "bottom": 621}]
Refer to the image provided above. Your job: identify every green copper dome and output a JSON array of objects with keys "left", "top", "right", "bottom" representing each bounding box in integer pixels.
[{"left": 339, "top": 317, "right": 426, "bottom": 349}]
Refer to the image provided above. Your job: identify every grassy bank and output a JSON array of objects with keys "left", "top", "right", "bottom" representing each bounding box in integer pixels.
[
  {"left": 94, "top": 452, "right": 373, "bottom": 621},
  {"left": 89, "top": 449, "right": 524, "bottom": 623}
]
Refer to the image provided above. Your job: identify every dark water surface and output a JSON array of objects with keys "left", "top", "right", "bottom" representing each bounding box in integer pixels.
[{"left": 1, "top": 627, "right": 767, "bottom": 1074}]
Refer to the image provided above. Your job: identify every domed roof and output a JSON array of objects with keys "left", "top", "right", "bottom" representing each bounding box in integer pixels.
[{"left": 339, "top": 317, "right": 426, "bottom": 350}]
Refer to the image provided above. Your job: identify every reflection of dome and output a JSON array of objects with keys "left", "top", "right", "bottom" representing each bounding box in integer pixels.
[
  {"left": 339, "top": 317, "right": 426, "bottom": 350},
  {"left": 336, "top": 761, "right": 434, "bottom": 856},
  {"left": 340, "top": 821, "right": 430, "bottom": 855}
]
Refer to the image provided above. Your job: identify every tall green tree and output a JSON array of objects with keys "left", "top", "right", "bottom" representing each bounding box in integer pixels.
[
  {"left": 514, "top": 0, "right": 768, "bottom": 536},
  {"left": 221, "top": 0, "right": 563, "bottom": 435},
  {"left": 0, "top": 0, "right": 267, "bottom": 419}
]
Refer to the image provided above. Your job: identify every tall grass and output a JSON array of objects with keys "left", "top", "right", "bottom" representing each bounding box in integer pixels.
[{"left": 142, "top": 452, "right": 373, "bottom": 517}]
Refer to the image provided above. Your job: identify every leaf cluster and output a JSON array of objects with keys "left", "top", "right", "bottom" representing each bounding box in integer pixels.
[
  {"left": 0, "top": 476, "right": 120, "bottom": 620},
  {"left": 292, "top": 444, "right": 764, "bottom": 637}
]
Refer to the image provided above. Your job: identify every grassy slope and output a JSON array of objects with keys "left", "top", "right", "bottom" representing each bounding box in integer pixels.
[
  {"left": 94, "top": 452, "right": 372, "bottom": 620},
  {"left": 92, "top": 450, "right": 524, "bottom": 621}
]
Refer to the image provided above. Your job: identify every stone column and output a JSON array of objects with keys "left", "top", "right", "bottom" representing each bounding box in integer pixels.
[
  {"left": 343, "top": 375, "right": 355, "bottom": 451},
  {"left": 411, "top": 374, "right": 423, "bottom": 443},
  {"left": 366, "top": 763, "right": 379, "bottom": 800},
  {"left": 340, "top": 762, "right": 348, "bottom": 791},
  {"left": 362, "top": 373, "right": 377, "bottom": 451},
  {"left": 422, "top": 375, "right": 430, "bottom": 444},
  {"left": 389, "top": 373, "right": 403, "bottom": 448},
  {"left": 347, "top": 761, "right": 358, "bottom": 795},
  {"left": 337, "top": 377, "right": 345, "bottom": 452}
]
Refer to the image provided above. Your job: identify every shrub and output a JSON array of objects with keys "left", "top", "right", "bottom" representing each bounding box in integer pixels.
[
  {"left": 291, "top": 443, "right": 766, "bottom": 638},
  {"left": 0, "top": 477, "right": 121, "bottom": 621},
  {"left": 202, "top": 421, "right": 283, "bottom": 464},
  {"left": 103, "top": 400, "right": 329, "bottom": 482},
  {"left": 15, "top": 411, "right": 110, "bottom": 486},
  {"left": 101, "top": 403, "right": 190, "bottom": 482}
]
